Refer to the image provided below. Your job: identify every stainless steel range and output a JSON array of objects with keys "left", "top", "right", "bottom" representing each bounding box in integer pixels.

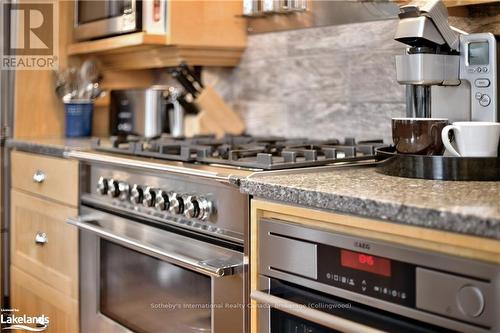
[{"left": 66, "top": 135, "right": 384, "bottom": 333}]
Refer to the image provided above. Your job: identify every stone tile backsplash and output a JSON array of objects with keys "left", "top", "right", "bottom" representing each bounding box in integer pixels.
[
  {"left": 157, "top": 11, "right": 496, "bottom": 142},
  {"left": 205, "top": 19, "right": 407, "bottom": 142}
]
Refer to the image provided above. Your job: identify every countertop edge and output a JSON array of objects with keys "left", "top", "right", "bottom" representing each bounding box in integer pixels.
[
  {"left": 240, "top": 178, "right": 500, "bottom": 241},
  {"left": 6, "top": 138, "right": 93, "bottom": 158}
]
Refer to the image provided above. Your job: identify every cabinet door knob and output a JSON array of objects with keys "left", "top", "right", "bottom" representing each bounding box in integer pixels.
[
  {"left": 32, "top": 170, "right": 46, "bottom": 183},
  {"left": 34, "top": 232, "right": 47, "bottom": 245}
]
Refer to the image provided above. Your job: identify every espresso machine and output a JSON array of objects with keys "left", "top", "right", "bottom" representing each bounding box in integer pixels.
[{"left": 394, "top": 0, "right": 498, "bottom": 122}]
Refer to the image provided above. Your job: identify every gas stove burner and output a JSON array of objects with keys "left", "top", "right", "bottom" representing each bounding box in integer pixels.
[{"left": 93, "top": 135, "right": 387, "bottom": 170}]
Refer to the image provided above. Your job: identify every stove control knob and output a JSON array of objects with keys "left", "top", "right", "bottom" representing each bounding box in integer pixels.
[
  {"left": 168, "top": 192, "right": 184, "bottom": 215},
  {"left": 97, "top": 177, "right": 108, "bottom": 195},
  {"left": 142, "top": 187, "right": 156, "bottom": 207},
  {"left": 154, "top": 190, "right": 170, "bottom": 211},
  {"left": 118, "top": 182, "right": 130, "bottom": 201},
  {"left": 107, "top": 179, "right": 120, "bottom": 198},
  {"left": 197, "top": 197, "right": 213, "bottom": 221},
  {"left": 182, "top": 195, "right": 200, "bottom": 219},
  {"left": 130, "top": 185, "right": 143, "bottom": 204}
]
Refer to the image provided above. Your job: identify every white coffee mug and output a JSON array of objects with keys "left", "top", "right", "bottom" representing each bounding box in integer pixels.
[{"left": 441, "top": 122, "right": 500, "bottom": 157}]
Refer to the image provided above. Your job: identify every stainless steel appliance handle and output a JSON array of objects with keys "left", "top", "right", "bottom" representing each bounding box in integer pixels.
[
  {"left": 64, "top": 151, "right": 234, "bottom": 184},
  {"left": 67, "top": 214, "right": 243, "bottom": 278},
  {"left": 251, "top": 290, "right": 385, "bottom": 333}
]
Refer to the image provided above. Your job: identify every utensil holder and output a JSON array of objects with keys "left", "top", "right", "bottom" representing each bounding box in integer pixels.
[{"left": 64, "top": 101, "right": 93, "bottom": 137}]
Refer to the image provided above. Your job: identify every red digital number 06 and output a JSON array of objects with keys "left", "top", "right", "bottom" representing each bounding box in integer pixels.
[{"left": 359, "top": 254, "right": 374, "bottom": 266}]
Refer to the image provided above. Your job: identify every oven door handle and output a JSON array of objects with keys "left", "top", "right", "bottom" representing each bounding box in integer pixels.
[
  {"left": 67, "top": 214, "right": 243, "bottom": 278},
  {"left": 251, "top": 290, "right": 385, "bottom": 333}
]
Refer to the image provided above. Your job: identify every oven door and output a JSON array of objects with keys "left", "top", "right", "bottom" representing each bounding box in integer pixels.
[
  {"left": 252, "top": 278, "right": 456, "bottom": 333},
  {"left": 67, "top": 206, "right": 245, "bottom": 333},
  {"left": 74, "top": 0, "right": 140, "bottom": 41}
]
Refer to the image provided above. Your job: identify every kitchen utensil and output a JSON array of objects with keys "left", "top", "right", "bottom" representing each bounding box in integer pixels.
[
  {"left": 441, "top": 121, "right": 500, "bottom": 157},
  {"left": 80, "top": 58, "right": 101, "bottom": 83},
  {"left": 79, "top": 59, "right": 101, "bottom": 99},
  {"left": 179, "top": 62, "right": 204, "bottom": 90},
  {"left": 392, "top": 118, "right": 449, "bottom": 155},
  {"left": 171, "top": 69, "right": 199, "bottom": 97},
  {"left": 178, "top": 93, "right": 200, "bottom": 115},
  {"left": 54, "top": 69, "right": 70, "bottom": 99}
]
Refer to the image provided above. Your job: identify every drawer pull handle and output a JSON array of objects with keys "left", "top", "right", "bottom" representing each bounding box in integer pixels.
[
  {"left": 32, "top": 170, "right": 46, "bottom": 183},
  {"left": 34, "top": 232, "right": 48, "bottom": 245}
]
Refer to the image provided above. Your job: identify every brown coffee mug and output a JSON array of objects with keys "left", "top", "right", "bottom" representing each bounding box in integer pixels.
[{"left": 392, "top": 118, "right": 449, "bottom": 155}]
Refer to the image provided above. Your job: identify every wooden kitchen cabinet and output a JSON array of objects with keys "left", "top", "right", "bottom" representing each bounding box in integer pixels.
[
  {"left": 10, "top": 150, "right": 79, "bottom": 332},
  {"left": 10, "top": 190, "right": 78, "bottom": 298},
  {"left": 11, "top": 266, "right": 79, "bottom": 333},
  {"left": 11, "top": 151, "right": 79, "bottom": 207},
  {"left": 68, "top": 1, "right": 247, "bottom": 69}
]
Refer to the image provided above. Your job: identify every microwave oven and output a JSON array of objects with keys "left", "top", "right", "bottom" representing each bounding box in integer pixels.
[{"left": 74, "top": 0, "right": 167, "bottom": 41}]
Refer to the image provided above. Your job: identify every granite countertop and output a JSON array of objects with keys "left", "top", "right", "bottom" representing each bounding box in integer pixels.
[
  {"left": 6, "top": 137, "right": 94, "bottom": 157},
  {"left": 8, "top": 137, "right": 500, "bottom": 239},
  {"left": 240, "top": 166, "right": 500, "bottom": 240}
]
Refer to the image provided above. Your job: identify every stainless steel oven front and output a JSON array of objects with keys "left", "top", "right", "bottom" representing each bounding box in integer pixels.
[
  {"left": 253, "top": 219, "right": 500, "bottom": 333},
  {"left": 69, "top": 207, "right": 244, "bottom": 333},
  {"left": 66, "top": 153, "right": 249, "bottom": 333}
]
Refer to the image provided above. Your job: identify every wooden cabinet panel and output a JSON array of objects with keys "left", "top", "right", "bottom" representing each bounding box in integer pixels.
[
  {"left": 11, "top": 151, "right": 78, "bottom": 207},
  {"left": 13, "top": 1, "right": 75, "bottom": 139},
  {"left": 11, "top": 190, "right": 78, "bottom": 299},
  {"left": 11, "top": 266, "right": 78, "bottom": 333}
]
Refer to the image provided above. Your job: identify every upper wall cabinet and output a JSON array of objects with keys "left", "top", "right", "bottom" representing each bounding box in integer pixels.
[{"left": 68, "top": 1, "right": 247, "bottom": 70}]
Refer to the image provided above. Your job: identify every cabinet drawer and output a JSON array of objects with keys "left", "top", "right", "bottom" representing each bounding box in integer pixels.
[
  {"left": 11, "top": 189, "right": 78, "bottom": 299},
  {"left": 11, "top": 266, "right": 79, "bottom": 333},
  {"left": 11, "top": 150, "right": 78, "bottom": 206}
]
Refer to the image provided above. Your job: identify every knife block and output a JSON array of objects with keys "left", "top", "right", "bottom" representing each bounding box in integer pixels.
[{"left": 184, "top": 86, "right": 245, "bottom": 138}]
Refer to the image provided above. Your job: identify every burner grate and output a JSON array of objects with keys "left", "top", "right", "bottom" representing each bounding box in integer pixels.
[{"left": 92, "top": 135, "right": 386, "bottom": 170}]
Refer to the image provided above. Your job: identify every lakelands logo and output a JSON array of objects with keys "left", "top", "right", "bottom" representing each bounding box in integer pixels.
[
  {"left": 1, "top": 308, "right": 49, "bottom": 331},
  {"left": 1, "top": 1, "right": 58, "bottom": 70}
]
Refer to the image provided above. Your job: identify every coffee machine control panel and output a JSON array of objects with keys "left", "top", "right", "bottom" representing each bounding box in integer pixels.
[{"left": 460, "top": 33, "right": 498, "bottom": 122}]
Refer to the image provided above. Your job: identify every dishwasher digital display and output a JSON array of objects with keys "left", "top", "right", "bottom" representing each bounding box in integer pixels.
[
  {"left": 317, "top": 244, "right": 416, "bottom": 307},
  {"left": 340, "top": 249, "right": 392, "bottom": 277}
]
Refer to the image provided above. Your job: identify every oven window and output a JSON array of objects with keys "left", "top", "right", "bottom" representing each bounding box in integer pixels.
[
  {"left": 77, "top": 0, "right": 133, "bottom": 24},
  {"left": 100, "top": 240, "right": 212, "bottom": 333}
]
